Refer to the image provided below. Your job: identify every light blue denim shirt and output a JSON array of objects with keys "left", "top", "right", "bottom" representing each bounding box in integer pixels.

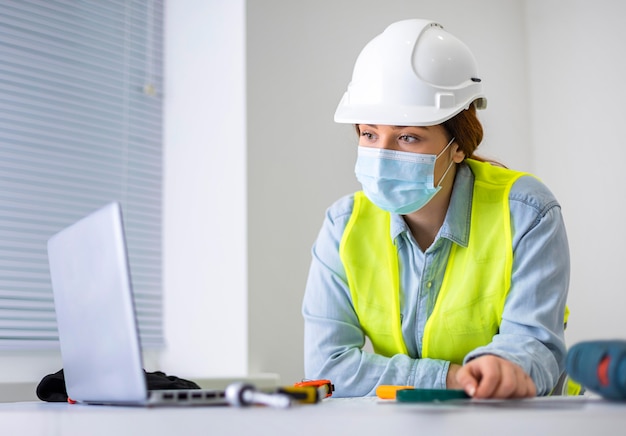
[{"left": 302, "top": 162, "right": 570, "bottom": 397}]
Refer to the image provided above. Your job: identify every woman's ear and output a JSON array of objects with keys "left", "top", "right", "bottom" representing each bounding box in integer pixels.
[{"left": 452, "top": 143, "right": 465, "bottom": 163}]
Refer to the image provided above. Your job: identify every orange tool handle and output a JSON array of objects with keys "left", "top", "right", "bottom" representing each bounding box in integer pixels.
[
  {"left": 294, "top": 379, "right": 334, "bottom": 398},
  {"left": 376, "top": 385, "right": 413, "bottom": 400}
]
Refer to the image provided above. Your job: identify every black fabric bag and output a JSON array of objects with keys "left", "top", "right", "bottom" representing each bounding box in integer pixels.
[{"left": 36, "top": 369, "right": 201, "bottom": 402}]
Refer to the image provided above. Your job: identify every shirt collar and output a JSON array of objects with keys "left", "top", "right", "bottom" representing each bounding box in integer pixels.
[{"left": 389, "top": 162, "right": 473, "bottom": 247}]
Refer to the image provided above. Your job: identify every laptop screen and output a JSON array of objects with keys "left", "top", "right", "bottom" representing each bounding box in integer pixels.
[{"left": 47, "top": 202, "right": 148, "bottom": 404}]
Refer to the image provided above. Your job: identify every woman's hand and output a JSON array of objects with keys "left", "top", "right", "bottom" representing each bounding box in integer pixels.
[{"left": 450, "top": 355, "right": 536, "bottom": 399}]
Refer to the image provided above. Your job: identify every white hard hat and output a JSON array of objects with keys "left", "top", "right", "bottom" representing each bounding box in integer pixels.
[{"left": 334, "top": 19, "right": 487, "bottom": 126}]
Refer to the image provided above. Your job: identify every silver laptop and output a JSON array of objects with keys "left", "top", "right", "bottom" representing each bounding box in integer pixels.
[{"left": 47, "top": 202, "right": 227, "bottom": 406}]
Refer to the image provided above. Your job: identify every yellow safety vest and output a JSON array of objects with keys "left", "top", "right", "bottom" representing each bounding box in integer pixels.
[
  {"left": 339, "top": 159, "right": 580, "bottom": 394},
  {"left": 340, "top": 159, "right": 525, "bottom": 362}
]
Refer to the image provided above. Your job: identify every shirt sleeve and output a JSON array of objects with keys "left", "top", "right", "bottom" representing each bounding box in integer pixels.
[
  {"left": 302, "top": 194, "right": 449, "bottom": 397},
  {"left": 463, "top": 175, "right": 570, "bottom": 395}
]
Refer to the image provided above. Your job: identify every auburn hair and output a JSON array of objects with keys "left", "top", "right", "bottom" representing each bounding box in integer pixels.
[{"left": 442, "top": 103, "right": 485, "bottom": 161}]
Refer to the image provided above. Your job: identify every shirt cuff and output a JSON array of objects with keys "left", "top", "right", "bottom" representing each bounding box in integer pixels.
[{"left": 412, "top": 358, "right": 450, "bottom": 390}]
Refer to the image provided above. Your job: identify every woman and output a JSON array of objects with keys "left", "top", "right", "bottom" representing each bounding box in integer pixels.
[{"left": 302, "top": 19, "right": 572, "bottom": 399}]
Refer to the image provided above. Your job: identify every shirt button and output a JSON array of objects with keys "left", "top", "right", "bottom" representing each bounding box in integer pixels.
[{"left": 426, "top": 281, "right": 432, "bottom": 288}]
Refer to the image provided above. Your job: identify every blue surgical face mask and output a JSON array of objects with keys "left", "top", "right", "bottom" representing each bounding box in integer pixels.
[{"left": 354, "top": 137, "right": 455, "bottom": 214}]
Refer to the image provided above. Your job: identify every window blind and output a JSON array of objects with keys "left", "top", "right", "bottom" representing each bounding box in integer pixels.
[{"left": 0, "top": 0, "right": 164, "bottom": 348}]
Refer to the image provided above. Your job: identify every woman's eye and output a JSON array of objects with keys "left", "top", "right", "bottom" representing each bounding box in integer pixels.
[
  {"left": 360, "top": 131, "right": 374, "bottom": 139},
  {"left": 399, "top": 134, "right": 418, "bottom": 143}
]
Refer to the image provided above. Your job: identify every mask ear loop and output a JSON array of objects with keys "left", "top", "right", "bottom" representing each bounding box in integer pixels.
[
  {"left": 436, "top": 136, "right": 455, "bottom": 159},
  {"left": 435, "top": 136, "right": 456, "bottom": 187}
]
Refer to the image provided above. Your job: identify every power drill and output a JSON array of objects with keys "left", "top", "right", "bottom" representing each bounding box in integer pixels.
[{"left": 566, "top": 339, "right": 626, "bottom": 400}]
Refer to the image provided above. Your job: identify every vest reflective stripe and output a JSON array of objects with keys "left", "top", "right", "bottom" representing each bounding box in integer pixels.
[{"left": 339, "top": 159, "right": 526, "bottom": 362}]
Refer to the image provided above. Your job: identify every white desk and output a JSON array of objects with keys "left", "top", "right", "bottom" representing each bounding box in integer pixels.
[{"left": 0, "top": 396, "right": 624, "bottom": 436}]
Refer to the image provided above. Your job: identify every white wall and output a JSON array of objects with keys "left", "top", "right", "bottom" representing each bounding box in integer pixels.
[
  {"left": 525, "top": 0, "right": 626, "bottom": 344},
  {"left": 160, "top": 0, "right": 248, "bottom": 379}
]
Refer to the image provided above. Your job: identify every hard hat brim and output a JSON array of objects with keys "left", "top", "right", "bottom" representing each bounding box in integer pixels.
[{"left": 334, "top": 94, "right": 487, "bottom": 127}]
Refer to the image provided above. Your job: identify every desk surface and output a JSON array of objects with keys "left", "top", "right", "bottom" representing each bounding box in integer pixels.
[{"left": 1, "top": 396, "right": 624, "bottom": 436}]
